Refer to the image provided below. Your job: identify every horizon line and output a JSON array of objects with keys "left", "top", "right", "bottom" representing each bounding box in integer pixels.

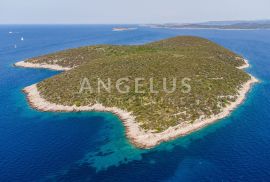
[{"left": 1, "top": 19, "right": 270, "bottom": 26}]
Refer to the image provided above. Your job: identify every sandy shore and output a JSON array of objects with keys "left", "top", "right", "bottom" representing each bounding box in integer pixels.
[
  {"left": 14, "top": 61, "right": 72, "bottom": 71},
  {"left": 22, "top": 59, "right": 258, "bottom": 149}
]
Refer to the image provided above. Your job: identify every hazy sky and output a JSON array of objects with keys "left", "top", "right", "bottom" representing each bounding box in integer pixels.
[{"left": 1, "top": 0, "right": 270, "bottom": 24}]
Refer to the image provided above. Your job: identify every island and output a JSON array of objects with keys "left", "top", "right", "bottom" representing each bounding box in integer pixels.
[
  {"left": 112, "top": 27, "right": 137, "bottom": 31},
  {"left": 15, "top": 36, "right": 258, "bottom": 149}
]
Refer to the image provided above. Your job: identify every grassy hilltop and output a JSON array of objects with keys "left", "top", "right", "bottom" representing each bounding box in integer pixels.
[{"left": 26, "top": 36, "right": 250, "bottom": 132}]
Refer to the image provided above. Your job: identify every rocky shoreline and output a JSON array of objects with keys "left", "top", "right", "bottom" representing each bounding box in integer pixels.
[
  {"left": 18, "top": 59, "right": 259, "bottom": 149},
  {"left": 14, "top": 61, "right": 72, "bottom": 71}
]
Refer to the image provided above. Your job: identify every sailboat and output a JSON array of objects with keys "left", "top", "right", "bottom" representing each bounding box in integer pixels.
[{"left": 21, "top": 37, "right": 24, "bottom": 41}]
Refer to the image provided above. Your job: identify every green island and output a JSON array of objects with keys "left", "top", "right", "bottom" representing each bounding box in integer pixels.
[{"left": 16, "top": 36, "right": 257, "bottom": 148}]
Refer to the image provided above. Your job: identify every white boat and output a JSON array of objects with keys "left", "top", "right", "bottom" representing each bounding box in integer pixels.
[{"left": 21, "top": 37, "right": 24, "bottom": 41}]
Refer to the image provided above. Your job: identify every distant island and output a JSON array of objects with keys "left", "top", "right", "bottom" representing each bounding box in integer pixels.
[
  {"left": 145, "top": 20, "right": 270, "bottom": 30},
  {"left": 112, "top": 27, "right": 137, "bottom": 31},
  {"left": 15, "top": 36, "right": 258, "bottom": 148}
]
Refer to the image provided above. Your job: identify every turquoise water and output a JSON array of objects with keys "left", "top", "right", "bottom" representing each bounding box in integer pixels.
[{"left": 0, "top": 25, "right": 269, "bottom": 181}]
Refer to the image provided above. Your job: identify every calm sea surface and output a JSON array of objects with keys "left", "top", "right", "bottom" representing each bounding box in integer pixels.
[{"left": 0, "top": 25, "right": 269, "bottom": 181}]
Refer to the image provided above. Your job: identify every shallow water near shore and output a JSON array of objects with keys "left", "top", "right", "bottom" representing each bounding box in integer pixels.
[{"left": 0, "top": 25, "right": 270, "bottom": 181}]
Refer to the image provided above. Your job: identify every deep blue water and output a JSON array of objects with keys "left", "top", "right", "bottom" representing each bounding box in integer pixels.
[{"left": 0, "top": 25, "right": 270, "bottom": 182}]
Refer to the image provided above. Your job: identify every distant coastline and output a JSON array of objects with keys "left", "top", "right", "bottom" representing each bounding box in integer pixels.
[
  {"left": 146, "top": 26, "right": 269, "bottom": 31},
  {"left": 144, "top": 20, "right": 270, "bottom": 30}
]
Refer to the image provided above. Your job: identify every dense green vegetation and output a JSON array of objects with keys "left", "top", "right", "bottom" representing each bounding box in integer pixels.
[{"left": 31, "top": 36, "right": 250, "bottom": 132}]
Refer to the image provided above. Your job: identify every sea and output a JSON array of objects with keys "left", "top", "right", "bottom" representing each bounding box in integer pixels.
[{"left": 0, "top": 25, "right": 269, "bottom": 182}]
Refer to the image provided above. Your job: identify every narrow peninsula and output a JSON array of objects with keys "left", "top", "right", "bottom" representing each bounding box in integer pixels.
[{"left": 15, "top": 36, "right": 258, "bottom": 149}]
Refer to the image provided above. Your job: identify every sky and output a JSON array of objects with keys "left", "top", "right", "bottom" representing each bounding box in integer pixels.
[{"left": 0, "top": 0, "right": 270, "bottom": 24}]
